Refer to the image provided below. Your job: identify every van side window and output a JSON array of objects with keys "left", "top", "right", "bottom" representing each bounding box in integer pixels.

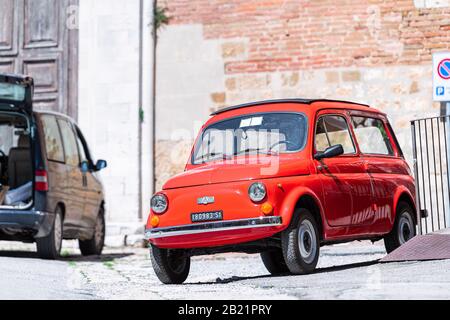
[
  {"left": 352, "top": 117, "right": 394, "bottom": 156},
  {"left": 57, "top": 119, "right": 80, "bottom": 167},
  {"left": 76, "top": 134, "right": 88, "bottom": 164},
  {"left": 41, "top": 115, "right": 64, "bottom": 163},
  {"left": 315, "top": 115, "right": 356, "bottom": 154}
]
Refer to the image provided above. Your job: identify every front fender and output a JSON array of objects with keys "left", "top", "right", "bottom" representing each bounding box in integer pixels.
[{"left": 279, "top": 186, "right": 325, "bottom": 230}]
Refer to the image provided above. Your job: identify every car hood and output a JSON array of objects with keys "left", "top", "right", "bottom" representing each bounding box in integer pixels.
[{"left": 163, "top": 156, "right": 311, "bottom": 190}]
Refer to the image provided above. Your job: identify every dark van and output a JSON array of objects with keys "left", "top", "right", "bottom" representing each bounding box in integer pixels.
[{"left": 0, "top": 73, "right": 107, "bottom": 259}]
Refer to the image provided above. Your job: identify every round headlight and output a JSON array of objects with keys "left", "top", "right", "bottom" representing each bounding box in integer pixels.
[
  {"left": 248, "top": 182, "right": 267, "bottom": 203},
  {"left": 151, "top": 194, "right": 168, "bottom": 214}
]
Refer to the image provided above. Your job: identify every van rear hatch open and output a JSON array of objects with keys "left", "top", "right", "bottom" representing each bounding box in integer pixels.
[
  {"left": 0, "top": 74, "right": 34, "bottom": 210},
  {"left": 0, "top": 73, "right": 33, "bottom": 114}
]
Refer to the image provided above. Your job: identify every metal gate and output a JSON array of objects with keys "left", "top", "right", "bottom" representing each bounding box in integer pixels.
[{"left": 411, "top": 115, "right": 450, "bottom": 234}]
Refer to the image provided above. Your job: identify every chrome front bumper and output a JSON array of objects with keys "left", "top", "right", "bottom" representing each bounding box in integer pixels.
[{"left": 145, "top": 216, "right": 282, "bottom": 240}]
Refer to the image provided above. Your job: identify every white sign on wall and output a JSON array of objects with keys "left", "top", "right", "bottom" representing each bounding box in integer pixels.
[
  {"left": 433, "top": 52, "right": 450, "bottom": 102},
  {"left": 414, "top": 0, "right": 450, "bottom": 8}
]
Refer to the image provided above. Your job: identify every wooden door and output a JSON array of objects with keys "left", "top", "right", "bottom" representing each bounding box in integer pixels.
[{"left": 0, "top": 0, "right": 78, "bottom": 118}]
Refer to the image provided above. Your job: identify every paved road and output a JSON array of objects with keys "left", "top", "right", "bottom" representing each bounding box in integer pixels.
[{"left": 1, "top": 241, "right": 450, "bottom": 300}]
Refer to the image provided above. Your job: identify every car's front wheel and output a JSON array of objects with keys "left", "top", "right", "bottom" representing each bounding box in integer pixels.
[
  {"left": 79, "top": 208, "right": 106, "bottom": 256},
  {"left": 150, "top": 245, "right": 190, "bottom": 284},
  {"left": 36, "top": 206, "right": 63, "bottom": 260},
  {"left": 384, "top": 201, "right": 416, "bottom": 254},
  {"left": 281, "top": 208, "right": 320, "bottom": 274},
  {"left": 260, "top": 249, "right": 290, "bottom": 275}
]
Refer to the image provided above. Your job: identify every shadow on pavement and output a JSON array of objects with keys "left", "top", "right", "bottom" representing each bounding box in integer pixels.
[
  {"left": 62, "top": 252, "right": 133, "bottom": 263},
  {"left": 189, "top": 259, "right": 381, "bottom": 285},
  {"left": 0, "top": 250, "right": 133, "bottom": 262}
]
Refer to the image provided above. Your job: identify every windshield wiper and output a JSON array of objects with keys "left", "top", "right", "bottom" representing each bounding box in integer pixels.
[
  {"left": 196, "top": 152, "right": 231, "bottom": 163},
  {"left": 234, "top": 148, "right": 275, "bottom": 156}
]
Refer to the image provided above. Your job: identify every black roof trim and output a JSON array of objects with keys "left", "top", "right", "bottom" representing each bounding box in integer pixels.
[{"left": 211, "top": 99, "right": 370, "bottom": 116}]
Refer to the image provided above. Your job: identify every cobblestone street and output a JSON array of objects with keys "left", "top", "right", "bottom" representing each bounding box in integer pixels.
[{"left": 1, "top": 240, "right": 450, "bottom": 300}]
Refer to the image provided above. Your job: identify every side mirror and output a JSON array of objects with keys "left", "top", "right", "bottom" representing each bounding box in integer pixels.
[
  {"left": 80, "top": 161, "right": 90, "bottom": 173},
  {"left": 314, "top": 144, "right": 344, "bottom": 160},
  {"left": 95, "top": 160, "right": 107, "bottom": 171}
]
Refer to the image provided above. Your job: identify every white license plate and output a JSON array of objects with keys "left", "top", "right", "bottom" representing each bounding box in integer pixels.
[{"left": 191, "top": 211, "right": 223, "bottom": 223}]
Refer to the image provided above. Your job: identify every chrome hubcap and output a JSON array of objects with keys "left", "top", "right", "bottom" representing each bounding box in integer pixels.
[
  {"left": 298, "top": 219, "right": 317, "bottom": 264},
  {"left": 399, "top": 214, "right": 413, "bottom": 244}
]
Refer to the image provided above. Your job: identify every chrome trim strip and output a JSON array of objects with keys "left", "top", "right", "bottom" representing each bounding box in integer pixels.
[{"left": 145, "top": 216, "right": 282, "bottom": 239}]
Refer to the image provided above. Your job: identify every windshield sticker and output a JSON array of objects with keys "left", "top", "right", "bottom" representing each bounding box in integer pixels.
[{"left": 240, "top": 116, "right": 263, "bottom": 128}]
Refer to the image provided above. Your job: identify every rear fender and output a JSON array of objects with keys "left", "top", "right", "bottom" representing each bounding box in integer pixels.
[{"left": 393, "top": 186, "right": 417, "bottom": 224}]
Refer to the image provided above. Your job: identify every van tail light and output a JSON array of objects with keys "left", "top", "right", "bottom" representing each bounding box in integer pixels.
[{"left": 35, "top": 170, "right": 49, "bottom": 191}]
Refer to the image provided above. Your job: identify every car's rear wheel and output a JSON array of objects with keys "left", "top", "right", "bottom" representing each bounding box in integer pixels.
[
  {"left": 79, "top": 208, "right": 105, "bottom": 256},
  {"left": 384, "top": 201, "right": 416, "bottom": 254},
  {"left": 260, "top": 249, "right": 290, "bottom": 275},
  {"left": 150, "top": 245, "right": 190, "bottom": 284},
  {"left": 281, "top": 208, "right": 320, "bottom": 274},
  {"left": 36, "top": 206, "right": 63, "bottom": 260}
]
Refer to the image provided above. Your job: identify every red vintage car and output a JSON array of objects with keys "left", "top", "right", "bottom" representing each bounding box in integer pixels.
[{"left": 146, "top": 99, "right": 417, "bottom": 284}]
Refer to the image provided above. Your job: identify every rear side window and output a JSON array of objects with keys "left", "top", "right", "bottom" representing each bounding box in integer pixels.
[
  {"left": 41, "top": 115, "right": 64, "bottom": 163},
  {"left": 58, "top": 119, "right": 80, "bottom": 167},
  {"left": 315, "top": 115, "right": 356, "bottom": 154},
  {"left": 352, "top": 116, "right": 394, "bottom": 156}
]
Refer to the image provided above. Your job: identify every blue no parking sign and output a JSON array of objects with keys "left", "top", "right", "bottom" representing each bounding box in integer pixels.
[
  {"left": 438, "top": 59, "right": 450, "bottom": 80},
  {"left": 433, "top": 53, "right": 450, "bottom": 101}
]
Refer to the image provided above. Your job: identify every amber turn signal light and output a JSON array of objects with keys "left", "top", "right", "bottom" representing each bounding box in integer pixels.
[
  {"left": 261, "top": 202, "right": 274, "bottom": 216},
  {"left": 151, "top": 216, "right": 160, "bottom": 228}
]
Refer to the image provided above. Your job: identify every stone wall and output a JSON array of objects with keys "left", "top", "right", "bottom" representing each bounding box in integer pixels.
[
  {"left": 155, "top": 0, "right": 450, "bottom": 189},
  {"left": 78, "top": 0, "right": 143, "bottom": 234}
]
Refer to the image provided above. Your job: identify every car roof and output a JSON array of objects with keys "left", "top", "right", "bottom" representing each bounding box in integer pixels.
[
  {"left": 210, "top": 99, "right": 376, "bottom": 116},
  {"left": 34, "top": 110, "right": 77, "bottom": 123}
]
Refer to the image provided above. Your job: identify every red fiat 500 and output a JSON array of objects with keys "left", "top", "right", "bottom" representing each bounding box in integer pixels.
[{"left": 146, "top": 99, "right": 417, "bottom": 284}]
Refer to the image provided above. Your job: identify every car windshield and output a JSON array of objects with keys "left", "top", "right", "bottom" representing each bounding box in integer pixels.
[
  {"left": 0, "top": 82, "right": 26, "bottom": 102},
  {"left": 192, "top": 112, "right": 307, "bottom": 164}
]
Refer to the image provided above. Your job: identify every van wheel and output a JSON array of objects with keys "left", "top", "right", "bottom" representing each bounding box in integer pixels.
[
  {"left": 79, "top": 209, "right": 105, "bottom": 256},
  {"left": 281, "top": 208, "right": 320, "bottom": 274},
  {"left": 150, "top": 245, "right": 190, "bottom": 284},
  {"left": 384, "top": 202, "right": 416, "bottom": 254},
  {"left": 36, "top": 206, "right": 63, "bottom": 260},
  {"left": 260, "top": 249, "right": 290, "bottom": 275}
]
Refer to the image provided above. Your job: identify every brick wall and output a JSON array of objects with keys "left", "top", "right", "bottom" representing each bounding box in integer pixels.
[
  {"left": 155, "top": 0, "right": 450, "bottom": 190},
  {"left": 162, "top": 0, "right": 450, "bottom": 70}
]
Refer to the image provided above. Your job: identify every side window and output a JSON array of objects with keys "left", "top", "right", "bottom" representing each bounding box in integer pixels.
[
  {"left": 315, "top": 115, "right": 356, "bottom": 154},
  {"left": 41, "top": 115, "right": 64, "bottom": 163},
  {"left": 352, "top": 117, "right": 394, "bottom": 156},
  {"left": 76, "top": 132, "right": 88, "bottom": 164},
  {"left": 57, "top": 119, "right": 80, "bottom": 167}
]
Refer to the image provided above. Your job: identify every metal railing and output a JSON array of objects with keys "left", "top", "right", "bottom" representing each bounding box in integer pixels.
[{"left": 411, "top": 115, "right": 450, "bottom": 234}]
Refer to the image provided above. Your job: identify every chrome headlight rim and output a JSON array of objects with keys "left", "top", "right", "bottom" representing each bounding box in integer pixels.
[
  {"left": 248, "top": 182, "right": 267, "bottom": 203},
  {"left": 151, "top": 193, "right": 168, "bottom": 215}
]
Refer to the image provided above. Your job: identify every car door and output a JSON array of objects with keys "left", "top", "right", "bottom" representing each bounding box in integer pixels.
[
  {"left": 40, "top": 114, "right": 69, "bottom": 217},
  {"left": 314, "top": 111, "right": 373, "bottom": 227},
  {"left": 350, "top": 114, "right": 399, "bottom": 227},
  {"left": 57, "top": 118, "right": 86, "bottom": 230},
  {"left": 74, "top": 126, "right": 103, "bottom": 229}
]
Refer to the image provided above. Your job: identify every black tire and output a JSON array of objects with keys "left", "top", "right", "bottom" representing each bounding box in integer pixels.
[
  {"left": 150, "top": 245, "right": 190, "bottom": 284},
  {"left": 79, "top": 208, "right": 105, "bottom": 256},
  {"left": 36, "top": 206, "right": 63, "bottom": 260},
  {"left": 384, "top": 201, "right": 416, "bottom": 254},
  {"left": 261, "top": 249, "right": 290, "bottom": 275},
  {"left": 281, "top": 208, "right": 320, "bottom": 274}
]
